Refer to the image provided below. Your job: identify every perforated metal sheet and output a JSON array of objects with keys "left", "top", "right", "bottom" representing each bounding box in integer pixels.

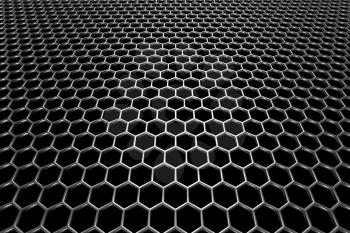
[{"left": 0, "top": 0, "right": 350, "bottom": 232}]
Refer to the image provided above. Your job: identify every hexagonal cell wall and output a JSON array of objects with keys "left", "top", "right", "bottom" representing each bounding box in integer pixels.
[{"left": 0, "top": 0, "right": 350, "bottom": 232}]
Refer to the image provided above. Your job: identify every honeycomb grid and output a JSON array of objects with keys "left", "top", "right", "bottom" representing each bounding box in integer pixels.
[{"left": 1, "top": 0, "right": 350, "bottom": 232}]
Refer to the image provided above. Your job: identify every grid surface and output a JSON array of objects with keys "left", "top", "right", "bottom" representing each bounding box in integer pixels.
[{"left": 1, "top": 0, "right": 350, "bottom": 232}]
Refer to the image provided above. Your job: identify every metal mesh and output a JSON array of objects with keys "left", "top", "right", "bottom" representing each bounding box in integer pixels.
[{"left": 0, "top": 0, "right": 350, "bottom": 232}]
